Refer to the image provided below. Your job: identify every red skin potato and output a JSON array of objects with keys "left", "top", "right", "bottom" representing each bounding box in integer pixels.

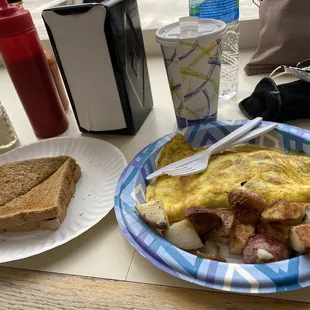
[{"left": 243, "top": 234, "right": 289, "bottom": 264}]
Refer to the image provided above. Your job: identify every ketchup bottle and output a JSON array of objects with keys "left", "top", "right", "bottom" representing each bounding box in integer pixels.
[{"left": 0, "top": 0, "right": 69, "bottom": 138}]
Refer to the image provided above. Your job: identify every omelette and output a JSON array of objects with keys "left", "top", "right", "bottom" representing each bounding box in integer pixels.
[{"left": 146, "top": 134, "right": 310, "bottom": 223}]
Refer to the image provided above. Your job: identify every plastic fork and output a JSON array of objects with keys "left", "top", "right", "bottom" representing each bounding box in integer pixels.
[
  {"left": 147, "top": 117, "right": 263, "bottom": 180},
  {"left": 229, "top": 123, "right": 277, "bottom": 148},
  {"left": 146, "top": 118, "right": 276, "bottom": 180},
  {"left": 165, "top": 122, "right": 277, "bottom": 177},
  {"left": 167, "top": 122, "right": 278, "bottom": 177}
]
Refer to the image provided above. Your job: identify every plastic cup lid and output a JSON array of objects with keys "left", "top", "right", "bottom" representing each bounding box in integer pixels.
[{"left": 156, "top": 17, "right": 226, "bottom": 46}]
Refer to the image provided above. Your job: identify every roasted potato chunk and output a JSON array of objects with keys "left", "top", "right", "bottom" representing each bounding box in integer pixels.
[
  {"left": 136, "top": 200, "right": 169, "bottom": 229},
  {"left": 256, "top": 220, "right": 287, "bottom": 244},
  {"left": 262, "top": 200, "right": 306, "bottom": 225},
  {"left": 301, "top": 204, "right": 310, "bottom": 224},
  {"left": 272, "top": 223, "right": 291, "bottom": 237},
  {"left": 290, "top": 224, "right": 310, "bottom": 253},
  {"left": 243, "top": 234, "right": 289, "bottom": 264},
  {"left": 196, "top": 251, "right": 227, "bottom": 262},
  {"left": 205, "top": 209, "right": 235, "bottom": 244},
  {"left": 228, "top": 190, "right": 266, "bottom": 224},
  {"left": 229, "top": 222, "right": 255, "bottom": 255},
  {"left": 163, "top": 219, "right": 203, "bottom": 250},
  {"left": 184, "top": 207, "right": 222, "bottom": 235},
  {"left": 200, "top": 240, "right": 220, "bottom": 255}
]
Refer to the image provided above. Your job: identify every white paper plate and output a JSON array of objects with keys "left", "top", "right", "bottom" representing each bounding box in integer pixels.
[{"left": 0, "top": 136, "right": 127, "bottom": 263}]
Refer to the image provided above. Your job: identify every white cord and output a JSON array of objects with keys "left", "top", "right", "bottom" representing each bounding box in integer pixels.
[{"left": 269, "top": 65, "right": 289, "bottom": 79}]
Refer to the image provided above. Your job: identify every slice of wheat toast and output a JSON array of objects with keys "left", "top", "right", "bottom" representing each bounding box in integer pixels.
[
  {"left": 0, "top": 164, "right": 81, "bottom": 232},
  {"left": 0, "top": 200, "right": 66, "bottom": 233},
  {"left": 0, "top": 158, "right": 81, "bottom": 230},
  {"left": 0, "top": 156, "right": 70, "bottom": 207}
]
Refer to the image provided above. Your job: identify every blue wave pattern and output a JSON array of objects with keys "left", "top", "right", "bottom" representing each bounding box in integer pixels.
[{"left": 114, "top": 120, "right": 310, "bottom": 293}]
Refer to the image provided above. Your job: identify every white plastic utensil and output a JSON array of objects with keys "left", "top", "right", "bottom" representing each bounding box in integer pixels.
[
  {"left": 168, "top": 121, "right": 278, "bottom": 177},
  {"left": 230, "top": 123, "right": 277, "bottom": 147},
  {"left": 146, "top": 118, "right": 276, "bottom": 180}
]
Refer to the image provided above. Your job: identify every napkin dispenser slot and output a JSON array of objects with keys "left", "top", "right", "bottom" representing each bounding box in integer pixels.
[{"left": 42, "top": 0, "right": 153, "bottom": 135}]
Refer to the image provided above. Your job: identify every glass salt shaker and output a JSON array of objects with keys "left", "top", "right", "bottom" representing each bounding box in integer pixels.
[{"left": 0, "top": 101, "right": 18, "bottom": 153}]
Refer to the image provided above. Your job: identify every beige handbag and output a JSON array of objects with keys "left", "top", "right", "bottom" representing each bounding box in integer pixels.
[{"left": 244, "top": 0, "right": 310, "bottom": 76}]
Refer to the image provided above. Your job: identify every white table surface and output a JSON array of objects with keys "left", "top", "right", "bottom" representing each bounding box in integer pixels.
[{"left": 1, "top": 49, "right": 310, "bottom": 303}]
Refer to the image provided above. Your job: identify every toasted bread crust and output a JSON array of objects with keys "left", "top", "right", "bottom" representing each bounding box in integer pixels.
[{"left": 0, "top": 218, "right": 61, "bottom": 232}]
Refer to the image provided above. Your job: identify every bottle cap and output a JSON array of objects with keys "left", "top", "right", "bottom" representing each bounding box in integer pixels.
[{"left": 0, "top": 0, "right": 33, "bottom": 37}]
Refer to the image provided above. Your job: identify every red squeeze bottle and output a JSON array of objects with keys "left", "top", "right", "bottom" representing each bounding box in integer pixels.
[{"left": 0, "top": 0, "right": 68, "bottom": 138}]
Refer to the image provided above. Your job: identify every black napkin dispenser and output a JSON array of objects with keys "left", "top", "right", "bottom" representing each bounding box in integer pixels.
[{"left": 42, "top": 0, "right": 153, "bottom": 135}]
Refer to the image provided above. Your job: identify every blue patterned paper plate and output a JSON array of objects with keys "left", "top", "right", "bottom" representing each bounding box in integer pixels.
[{"left": 114, "top": 120, "right": 310, "bottom": 293}]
